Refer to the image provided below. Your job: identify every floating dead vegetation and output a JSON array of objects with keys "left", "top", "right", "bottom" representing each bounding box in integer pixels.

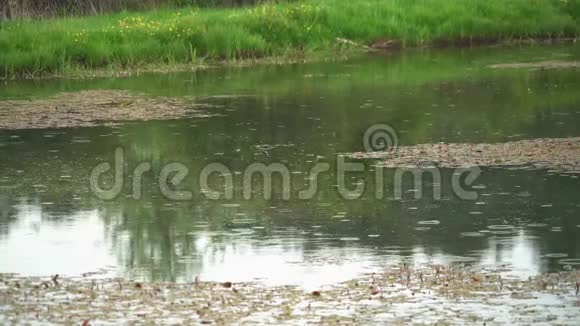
[
  {"left": 489, "top": 60, "right": 580, "bottom": 70},
  {"left": 351, "top": 137, "right": 580, "bottom": 173},
  {"left": 0, "top": 90, "right": 216, "bottom": 130},
  {"left": 1, "top": 264, "right": 579, "bottom": 324}
]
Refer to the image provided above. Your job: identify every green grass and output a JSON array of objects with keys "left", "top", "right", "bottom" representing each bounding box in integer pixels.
[{"left": 0, "top": 0, "right": 579, "bottom": 78}]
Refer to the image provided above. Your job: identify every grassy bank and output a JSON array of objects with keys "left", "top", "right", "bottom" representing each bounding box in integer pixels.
[{"left": 0, "top": 0, "right": 579, "bottom": 78}]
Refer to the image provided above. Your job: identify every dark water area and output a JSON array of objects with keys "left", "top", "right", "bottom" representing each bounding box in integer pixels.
[{"left": 1, "top": 44, "right": 579, "bottom": 286}]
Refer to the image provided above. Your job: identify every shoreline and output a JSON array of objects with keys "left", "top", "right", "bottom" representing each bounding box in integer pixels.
[
  {"left": 1, "top": 37, "right": 578, "bottom": 82},
  {"left": 0, "top": 49, "right": 345, "bottom": 82},
  {"left": 1, "top": 264, "right": 578, "bottom": 324}
]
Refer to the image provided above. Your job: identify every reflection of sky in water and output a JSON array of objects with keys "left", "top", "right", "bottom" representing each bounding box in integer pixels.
[
  {"left": 480, "top": 230, "right": 541, "bottom": 278},
  {"left": 0, "top": 202, "right": 551, "bottom": 286},
  {"left": 0, "top": 204, "right": 116, "bottom": 277}
]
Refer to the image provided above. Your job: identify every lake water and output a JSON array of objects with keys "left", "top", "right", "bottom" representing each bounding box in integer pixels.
[{"left": 1, "top": 44, "right": 579, "bottom": 287}]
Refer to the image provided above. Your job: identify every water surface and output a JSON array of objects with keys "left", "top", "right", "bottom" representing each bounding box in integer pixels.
[{"left": 1, "top": 44, "right": 580, "bottom": 286}]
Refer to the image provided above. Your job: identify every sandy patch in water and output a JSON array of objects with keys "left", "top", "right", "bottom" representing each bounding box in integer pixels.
[{"left": 0, "top": 90, "right": 215, "bottom": 130}]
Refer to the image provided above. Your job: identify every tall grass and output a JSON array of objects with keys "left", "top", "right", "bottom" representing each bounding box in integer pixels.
[
  {"left": 0, "top": 0, "right": 261, "bottom": 19},
  {"left": 0, "top": 0, "right": 578, "bottom": 77}
]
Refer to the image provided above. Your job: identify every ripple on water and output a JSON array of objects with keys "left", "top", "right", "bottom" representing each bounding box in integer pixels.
[
  {"left": 221, "top": 203, "right": 240, "bottom": 208},
  {"left": 191, "top": 222, "right": 210, "bottom": 229},
  {"left": 527, "top": 223, "right": 548, "bottom": 228},
  {"left": 544, "top": 253, "right": 568, "bottom": 258},
  {"left": 414, "top": 227, "right": 431, "bottom": 231},
  {"left": 489, "top": 230, "right": 516, "bottom": 235},
  {"left": 231, "top": 219, "right": 256, "bottom": 224},
  {"left": 558, "top": 258, "right": 580, "bottom": 266},
  {"left": 487, "top": 225, "right": 516, "bottom": 230},
  {"left": 417, "top": 220, "right": 440, "bottom": 225},
  {"left": 71, "top": 138, "right": 91, "bottom": 144},
  {"left": 460, "top": 232, "right": 486, "bottom": 238},
  {"left": 339, "top": 237, "right": 359, "bottom": 241}
]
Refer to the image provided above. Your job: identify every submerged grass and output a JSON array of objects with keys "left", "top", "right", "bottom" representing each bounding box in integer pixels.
[{"left": 0, "top": 0, "right": 579, "bottom": 78}]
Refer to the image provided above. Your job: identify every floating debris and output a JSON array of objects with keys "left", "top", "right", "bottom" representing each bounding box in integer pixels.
[
  {"left": 0, "top": 90, "right": 215, "bottom": 130},
  {"left": 350, "top": 138, "right": 580, "bottom": 173},
  {"left": 1, "top": 264, "right": 579, "bottom": 324},
  {"left": 489, "top": 61, "right": 580, "bottom": 70}
]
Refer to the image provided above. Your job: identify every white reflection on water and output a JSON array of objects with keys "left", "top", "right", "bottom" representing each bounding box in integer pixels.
[
  {"left": 0, "top": 203, "right": 548, "bottom": 285},
  {"left": 480, "top": 229, "right": 541, "bottom": 278},
  {"left": 0, "top": 203, "right": 116, "bottom": 277}
]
